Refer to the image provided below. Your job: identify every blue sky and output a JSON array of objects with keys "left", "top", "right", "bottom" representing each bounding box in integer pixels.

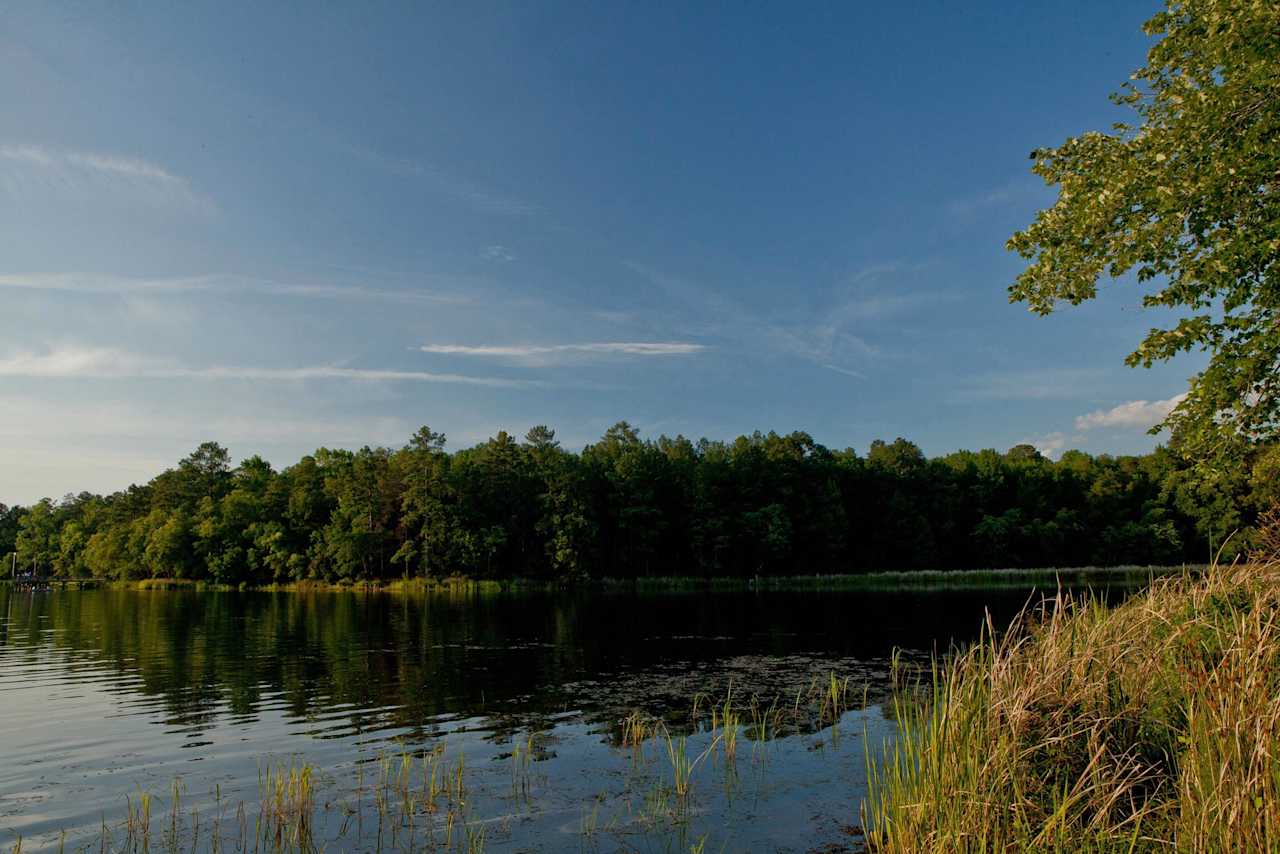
[{"left": 0, "top": 1, "right": 1200, "bottom": 504}]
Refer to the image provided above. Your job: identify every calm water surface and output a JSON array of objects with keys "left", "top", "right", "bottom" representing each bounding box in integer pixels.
[{"left": 0, "top": 584, "right": 1120, "bottom": 852}]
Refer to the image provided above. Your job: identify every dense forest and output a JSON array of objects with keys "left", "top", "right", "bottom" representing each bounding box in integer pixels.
[{"left": 2, "top": 424, "right": 1274, "bottom": 585}]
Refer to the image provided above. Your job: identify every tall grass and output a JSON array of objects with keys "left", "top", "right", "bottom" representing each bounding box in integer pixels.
[{"left": 863, "top": 512, "right": 1280, "bottom": 852}]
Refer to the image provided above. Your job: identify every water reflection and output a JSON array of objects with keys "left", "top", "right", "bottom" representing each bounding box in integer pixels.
[{"left": 0, "top": 584, "right": 1120, "bottom": 851}]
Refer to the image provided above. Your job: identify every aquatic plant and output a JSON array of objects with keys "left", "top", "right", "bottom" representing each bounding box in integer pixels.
[
  {"left": 660, "top": 727, "right": 721, "bottom": 804},
  {"left": 818, "top": 672, "right": 851, "bottom": 724},
  {"left": 257, "top": 763, "right": 315, "bottom": 851},
  {"left": 124, "top": 787, "right": 152, "bottom": 852},
  {"left": 863, "top": 522, "right": 1280, "bottom": 852},
  {"left": 510, "top": 732, "right": 534, "bottom": 797}
]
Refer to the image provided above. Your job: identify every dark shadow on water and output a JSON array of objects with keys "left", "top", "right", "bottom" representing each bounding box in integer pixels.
[{"left": 0, "top": 582, "right": 1140, "bottom": 852}]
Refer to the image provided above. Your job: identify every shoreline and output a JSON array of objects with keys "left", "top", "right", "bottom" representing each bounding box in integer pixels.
[
  {"left": 862, "top": 550, "right": 1280, "bottom": 850},
  {"left": 0, "top": 564, "right": 1198, "bottom": 594}
]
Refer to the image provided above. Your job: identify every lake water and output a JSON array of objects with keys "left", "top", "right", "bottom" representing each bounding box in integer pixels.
[{"left": 0, "top": 584, "right": 1117, "bottom": 852}]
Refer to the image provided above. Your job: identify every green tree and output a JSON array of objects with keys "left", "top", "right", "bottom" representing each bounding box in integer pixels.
[
  {"left": 393, "top": 427, "right": 457, "bottom": 578},
  {"left": 1008, "top": 0, "right": 1280, "bottom": 458},
  {"left": 15, "top": 499, "right": 59, "bottom": 576},
  {"left": 0, "top": 503, "right": 25, "bottom": 572}
]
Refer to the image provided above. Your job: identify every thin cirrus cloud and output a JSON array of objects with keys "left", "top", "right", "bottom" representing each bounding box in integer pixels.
[
  {"left": 0, "top": 144, "right": 212, "bottom": 212},
  {"left": 347, "top": 144, "right": 538, "bottom": 217},
  {"left": 0, "top": 347, "right": 540, "bottom": 388},
  {"left": 1075, "top": 393, "right": 1188, "bottom": 431},
  {"left": 420, "top": 341, "right": 708, "bottom": 366},
  {"left": 0, "top": 272, "right": 471, "bottom": 305}
]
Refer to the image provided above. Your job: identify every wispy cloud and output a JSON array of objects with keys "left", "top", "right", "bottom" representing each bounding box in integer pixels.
[
  {"left": 1075, "top": 393, "right": 1187, "bottom": 431},
  {"left": 0, "top": 347, "right": 539, "bottom": 388},
  {"left": 622, "top": 262, "right": 868, "bottom": 367},
  {"left": 482, "top": 245, "right": 515, "bottom": 263},
  {"left": 957, "top": 368, "right": 1110, "bottom": 401},
  {"left": 422, "top": 341, "right": 705, "bottom": 357},
  {"left": 0, "top": 394, "right": 422, "bottom": 504},
  {"left": 64, "top": 151, "right": 185, "bottom": 183},
  {"left": 420, "top": 341, "right": 707, "bottom": 366},
  {"left": 945, "top": 178, "right": 1040, "bottom": 220},
  {"left": 0, "top": 272, "right": 470, "bottom": 304},
  {"left": 822, "top": 363, "right": 865, "bottom": 380},
  {"left": 621, "top": 261, "right": 950, "bottom": 374},
  {"left": 846, "top": 261, "right": 932, "bottom": 285},
  {"left": 0, "top": 144, "right": 212, "bottom": 212},
  {"left": 0, "top": 394, "right": 414, "bottom": 447},
  {"left": 348, "top": 145, "right": 537, "bottom": 217}
]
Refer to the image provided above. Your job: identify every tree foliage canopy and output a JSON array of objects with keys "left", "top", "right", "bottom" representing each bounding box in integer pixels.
[
  {"left": 1008, "top": 0, "right": 1280, "bottom": 454},
  {"left": 2, "top": 426, "right": 1272, "bottom": 585}
]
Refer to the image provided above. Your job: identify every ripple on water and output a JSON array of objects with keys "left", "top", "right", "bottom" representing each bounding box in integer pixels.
[{"left": 0, "top": 584, "right": 1072, "bottom": 851}]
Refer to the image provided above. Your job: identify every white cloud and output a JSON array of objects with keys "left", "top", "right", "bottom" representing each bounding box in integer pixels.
[
  {"left": 1022, "top": 431, "right": 1081, "bottom": 459},
  {"left": 63, "top": 151, "right": 185, "bottom": 184},
  {"left": 482, "top": 245, "right": 515, "bottom": 262},
  {"left": 422, "top": 341, "right": 705, "bottom": 357},
  {"left": 0, "top": 271, "right": 469, "bottom": 304},
  {"left": 1074, "top": 393, "right": 1188, "bottom": 431},
  {"left": 420, "top": 341, "right": 707, "bottom": 366},
  {"left": 0, "top": 144, "right": 212, "bottom": 212},
  {"left": 0, "top": 347, "right": 539, "bottom": 388},
  {"left": 822, "top": 363, "right": 865, "bottom": 380},
  {"left": 0, "top": 145, "right": 54, "bottom": 166}
]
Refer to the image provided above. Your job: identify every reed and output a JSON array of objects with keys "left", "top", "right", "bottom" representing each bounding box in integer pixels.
[
  {"left": 125, "top": 787, "right": 153, "bottom": 852},
  {"left": 510, "top": 733, "right": 534, "bottom": 796},
  {"left": 257, "top": 763, "right": 315, "bottom": 851},
  {"left": 718, "top": 689, "right": 740, "bottom": 765},
  {"left": 660, "top": 726, "right": 721, "bottom": 803},
  {"left": 621, "top": 710, "right": 652, "bottom": 749},
  {"left": 463, "top": 818, "right": 486, "bottom": 854},
  {"left": 818, "top": 672, "right": 851, "bottom": 724},
  {"left": 862, "top": 513, "right": 1280, "bottom": 852}
]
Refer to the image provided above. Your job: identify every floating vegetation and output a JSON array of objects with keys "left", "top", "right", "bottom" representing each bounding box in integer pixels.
[{"left": 7, "top": 670, "right": 876, "bottom": 853}]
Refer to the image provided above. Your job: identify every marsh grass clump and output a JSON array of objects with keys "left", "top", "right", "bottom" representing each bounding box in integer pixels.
[
  {"left": 257, "top": 764, "right": 315, "bottom": 851},
  {"left": 863, "top": 513, "right": 1280, "bottom": 852},
  {"left": 621, "top": 710, "right": 654, "bottom": 751},
  {"left": 660, "top": 726, "right": 721, "bottom": 805}
]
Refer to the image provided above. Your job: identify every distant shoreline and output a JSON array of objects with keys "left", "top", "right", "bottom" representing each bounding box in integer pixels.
[{"left": 1, "top": 564, "right": 1199, "bottom": 594}]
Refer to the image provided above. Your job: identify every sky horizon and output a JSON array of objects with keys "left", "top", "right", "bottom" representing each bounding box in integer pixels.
[{"left": 1, "top": 2, "right": 1200, "bottom": 506}]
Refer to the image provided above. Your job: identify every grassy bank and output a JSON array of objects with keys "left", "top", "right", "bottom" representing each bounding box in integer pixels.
[
  {"left": 862, "top": 528, "right": 1280, "bottom": 851},
  {"left": 619, "top": 565, "right": 1190, "bottom": 592},
  {"left": 22, "top": 565, "right": 1192, "bottom": 595}
]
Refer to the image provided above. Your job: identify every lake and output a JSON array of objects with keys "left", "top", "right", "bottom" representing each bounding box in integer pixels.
[{"left": 0, "top": 583, "right": 1123, "bottom": 852}]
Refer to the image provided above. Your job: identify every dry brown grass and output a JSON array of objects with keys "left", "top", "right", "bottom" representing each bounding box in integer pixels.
[{"left": 863, "top": 510, "right": 1280, "bottom": 852}]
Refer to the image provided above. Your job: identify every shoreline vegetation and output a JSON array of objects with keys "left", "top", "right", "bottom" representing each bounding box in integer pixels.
[
  {"left": 8, "top": 551, "right": 1273, "bottom": 852},
  {"left": 861, "top": 514, "right": 1280, "bottom": 851},
  {"left": 7, "top": 549, "right": 1275, "bottom": 851},
  {"left": 1, "top": 564, "right": 1198, "bottom": 594},
  {"left": 2, "top": 425, "right": 1270, "bottom": 590}
]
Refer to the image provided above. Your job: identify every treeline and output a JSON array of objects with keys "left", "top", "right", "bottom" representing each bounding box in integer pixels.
[{"left": 1, "top": 423, "right": 1272, "bottom": 585}]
